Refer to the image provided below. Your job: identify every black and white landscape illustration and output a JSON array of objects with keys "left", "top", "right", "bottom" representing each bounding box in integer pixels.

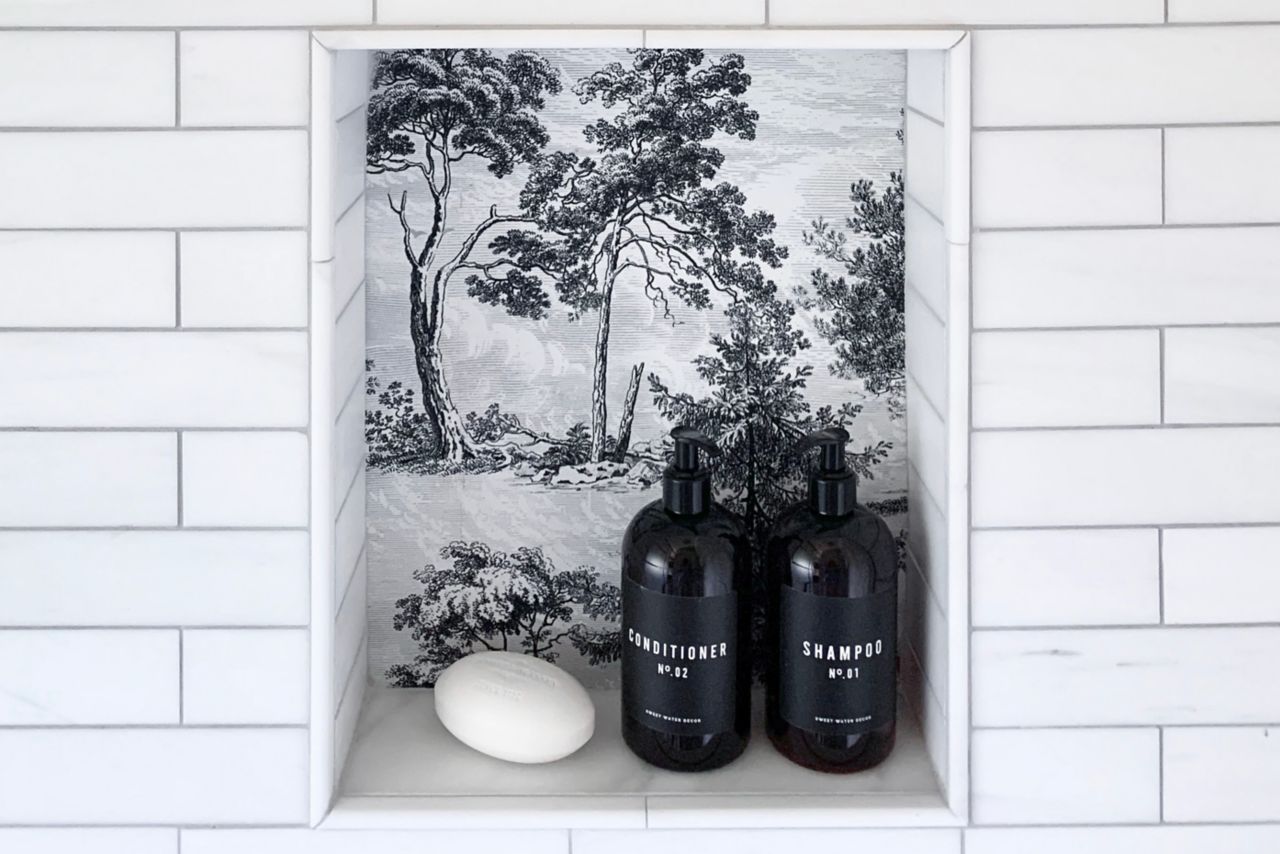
[{"left": 364, "top": 48, "right": 907, "bottom": 689}]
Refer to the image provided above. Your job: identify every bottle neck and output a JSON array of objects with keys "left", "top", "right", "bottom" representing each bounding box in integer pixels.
[
  {"left": 663, "top": 470, "right": 712, "bottom": 515},
  {"left": 810, "top": 474, "right": 856, "bottom": 517}
]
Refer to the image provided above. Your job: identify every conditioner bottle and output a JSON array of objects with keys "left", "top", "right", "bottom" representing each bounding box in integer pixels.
[
  {"left": 766, "top": 426, "right": 898, "bottom": 773},
  {"left": 621, "top": 426, "right": 751, "bottom": 771}
]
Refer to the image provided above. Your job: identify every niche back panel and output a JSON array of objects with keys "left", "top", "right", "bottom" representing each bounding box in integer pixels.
[{"left": 361, "top": 47, "right": 909, "bottom": 691}]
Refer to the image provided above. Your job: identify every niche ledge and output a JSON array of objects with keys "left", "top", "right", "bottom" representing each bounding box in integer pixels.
[{"left": 323, "top": 681, "right": 953, "bottom": 830}]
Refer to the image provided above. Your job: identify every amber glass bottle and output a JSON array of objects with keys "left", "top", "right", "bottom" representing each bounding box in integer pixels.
[
  {"left": 621, "top": 427, "right": 752, "bottom": 772},
  {"left": 766, "top": 427, "right": 898, "bottom": 773}
]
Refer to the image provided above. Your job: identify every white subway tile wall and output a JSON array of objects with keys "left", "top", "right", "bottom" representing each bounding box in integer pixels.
[
  {"left": 0, "top": 728, "right": 309, "bottom": 824},
  {"left": 972, "top": 227, "right": 1280, "bottom": 328},
  {"left": 0, "top": 231, "right": 176, "bottom": 328},
  {"left": 181, "top": 431, "right": 309, "bottom": 527},
  {"left": 0, "top": 131, "right": 308, "bottom": 228},
  {"left": 967, "top": 826, "right": 1280, "bottom": 854},
  {"left": 1163, "top": 727, "right": 1280, "bottom": 822},
  {"left": 972, "top": 627, "right": 1280, "bottom": 726},
  {"left": 971, "top": 529, "right": 1160, "bottom": 627},
  {"left": 971, "top": 329, "right": 1161, "bottom": 428},
  {"left": 0, "top": 531, "right": 309, "bottom": 627},
  {"left": 1169, "top": 0, "right": 1280, "bottom": 21},
  {"left": 179, "top": 31, "right": 311, "bottom": 127},
  {"left": 1165, "top": 126, "right": 1280, "bottom": 223},
  {"left": 0, "top": 332, "right": 308, "bottom": 428},
  {"left": 0, "top": 829, "right": 179, "bottom": 854},
  {"left": 971, "top": 728, "right": 1161, "bottom": 825},
  {"left": 574, "top": 829, "right": 961, "bottom": 854},
  {"left": 771, "top": 0, "right": 1164, "bottom": 25},
  {"left": 1164, "top": 327, "right": 1280, "bottom": 423},
  {"left": 375, "top": 0, "right": 767, "bottom": 25},
  {"left": 972, "top": 129, "right": 1163, "bottom": 228},
  {"left": 0, "top": 432, "right": 177, "bottom": 526},
  {"left": 0, "top": 2, "right": 1277, "bottom": 852},
  {"left": 1163, "top": 527, "right": 1280, "bottom": 624},
  {"left": 974, "top": 28, "right": 1280, "bottom": 126},
  {"left": 179, "top": 231, "right": 309, "bottom": 328},
  {"left": 182, "top": 629, "right": 310, "bottom": 724},
  {"left": 0, "top": 32, "right": 175, "bottom": 127},
  {"left": 0, "top": 630, "right": 179, "bottom": 725}
]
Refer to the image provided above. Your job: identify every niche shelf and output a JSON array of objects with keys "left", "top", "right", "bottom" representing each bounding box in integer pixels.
[{"left": 309, "top": 28, "right": 972, "bottom": 831}]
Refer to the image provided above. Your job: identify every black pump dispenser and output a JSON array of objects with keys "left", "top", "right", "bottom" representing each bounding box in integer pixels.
[
  {"left": 803, "top": 426, "right": 855, "bottom": 517},
  {"left": 663, "top": 426, "right": 720, "bottom": 515},
  {"left": 766, "top": 423, "right": 899, "bottom": 774},
  {"left": 621, "top": 424, "right": 751, "bottom": 772}
]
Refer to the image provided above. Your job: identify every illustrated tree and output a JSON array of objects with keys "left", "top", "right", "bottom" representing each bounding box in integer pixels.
[
  {"left": 649, "top": 273, "right": 888, "bottom": 543},
  {"left": 800, "top": 163, "right": 906, "bottom": 417},
  {"left": 650, "top": 272, "right": 890, "bottom": 679},
  {"left": 364, "top": 359, "right": 433, "bottom": 472},
  {"left": 471, "top": 49, "right": 786, "bottom": 463},
  {"left": 386, "top": 541, "right": 622, "bottom": 687},
  {"left": 366, "top": 49, "right": 561, "bottom": 464}
]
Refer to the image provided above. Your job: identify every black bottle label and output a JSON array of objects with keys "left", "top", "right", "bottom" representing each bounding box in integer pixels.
[
  {"left": 621, "top": 576, "right": 738, "bottom": 736},
  {"left": 779, "top": 585, "right": 896, "bottom": 736}
]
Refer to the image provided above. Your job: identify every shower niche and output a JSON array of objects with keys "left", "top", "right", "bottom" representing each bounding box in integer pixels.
[{"left": 310, "top": 29, "right": 971, "bottom": 830}]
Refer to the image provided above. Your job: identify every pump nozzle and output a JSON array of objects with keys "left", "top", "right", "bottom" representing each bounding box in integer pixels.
[
  {"left": 663, "top": 426, "right": 721, "bottom": 515},
  {"left": 801, "top": 426, "right": 856, "bottom": 516}
]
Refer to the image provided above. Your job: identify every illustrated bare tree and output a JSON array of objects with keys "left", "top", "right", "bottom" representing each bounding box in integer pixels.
[
  {"left": 471, "top": 50, "right": 786, "bottom": 463},
  {"left": 366, "top": 49, "right": 561, "bottom": 464},
  {"left": 386, "top": 540, "right": 621, "bottom": 687}
]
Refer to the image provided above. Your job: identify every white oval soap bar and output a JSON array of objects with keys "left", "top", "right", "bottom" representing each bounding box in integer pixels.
[{"left": 434, "top": 651, "right": 595, "bottom": 764}]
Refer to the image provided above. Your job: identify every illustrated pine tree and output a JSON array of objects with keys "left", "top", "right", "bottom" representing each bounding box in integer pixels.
[
  {"left": 470, "top": 49, "right": 787, "bottom": 463},
  {"left": 650, "top": 270, "right": 891, "bottom": 679},
  {"left": 387, "top": 541, "right": 621, "bottom": 687},
  {"left": 366, "top": 49, "right": 561, "bottom": 465},
  {"left": 801, "top": 141, "right": 906, "bottom": 417}
]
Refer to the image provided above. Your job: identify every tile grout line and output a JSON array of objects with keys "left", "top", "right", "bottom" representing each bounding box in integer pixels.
[
  {"left": 967, "top": 34, "right": 977, "bottom": 826},
  {"left": 0, "top": 327, "right": 309, "bottom": 334},
  {"left": 1159, "top": 327, "right": 1167, "bottom": 423},
  {"left": 973, "top": 620, "right": 1280, "bottom": 632},
  {"left": 176, "top": 430, "right": 184, "bottom": 526},
  {"left": 0, "top": 625, "right": 308, "bottom": 632},
  {"left": 0, "top": 525, "right": 308, "bottom": 532},
  {"left": 4, "top": 20, "right": 1280, "bottom": 32},
  {"left": 1159, "top": 726, "right": 1166, "bottom": 823},
  {"left": 0, "top": 427, "right": 309, "bottom": 434},
  {"left": 977, "top": 221, "right": 1280, "bottom": 233},
  {"left": 0, "top": 226, "right": 307, "bottom": 234},
  {"left": 0, "top": 723, "right": 309, "bottom": 731},
  {"left": 173, "top": 30, "right": 181, "bottom": 127},
  {"left": 970, "top": 722, "right": 1275, "bottom": 731},
  {"left": 976, "top": 322, "right": 1280, "bottom": 333},
  {"left": 975, "top": 521, "right": 1280, "bottom": 532},
  {"left": 973, "top": 421, "right": 1280, "bottom": 433},
  {"left": 907, "top": 104, "right": 945, "bottom": 128},
  {"left": 0, "top": 125, "right": 309, "bottom": 133},
  {"left": 1160, "top": 127, "right": 1167, "bottom": 224},
  {"left": 174, "top": 231, "right": 182, "bottom": 327},
  {"left": 177, "top": 627, "right": 185, "bottom": 724},
  {"left": 335, "top": 189, "right": 365, "bottom": 225},
  {"left": 1158, "top": 528, "right": 1166, "bottom": 624},
  {"left": 975, "top": 120, "right": 1280, "bottom": 132}
]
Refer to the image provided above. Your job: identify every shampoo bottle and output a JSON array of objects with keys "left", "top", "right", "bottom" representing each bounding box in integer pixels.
[
  {"left": 766, "top": 426, "right": 898, "bottom": 772},
  {"left": 621, "top": 426, "right": 751, "bottom": 771}
]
